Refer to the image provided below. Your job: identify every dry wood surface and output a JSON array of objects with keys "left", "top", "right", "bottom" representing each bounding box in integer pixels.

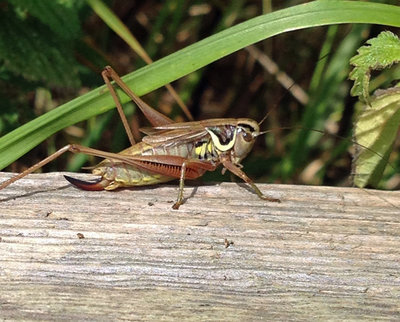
[{"left": 0, "top": 172, "right": 399, "bottom": 320}]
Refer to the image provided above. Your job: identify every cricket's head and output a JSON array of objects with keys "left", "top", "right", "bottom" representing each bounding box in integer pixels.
[{"left": 231, "top": 119, "right": 260, "bottom": 164}]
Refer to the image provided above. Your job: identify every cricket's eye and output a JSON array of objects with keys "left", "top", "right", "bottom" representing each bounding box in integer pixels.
[
  {"left": 238, "top": 128, "right": 253, "bottom": 142},
  {"left": 243, "top": 132, "right": 253, "bottom": 142}
]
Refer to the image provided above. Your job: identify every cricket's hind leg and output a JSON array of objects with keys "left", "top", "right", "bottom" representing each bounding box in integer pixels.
[{"left": 0, "top": 144, "right": 135, "bottom": 191}]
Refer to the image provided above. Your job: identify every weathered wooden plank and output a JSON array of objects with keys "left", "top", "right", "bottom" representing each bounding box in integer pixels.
[{"left": 0, "top": 172, "right": 399, "bottom": 320}]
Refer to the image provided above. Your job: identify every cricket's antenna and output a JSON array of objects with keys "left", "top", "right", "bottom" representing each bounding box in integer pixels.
[{"left": 258, "top": 110, "right": 271, "bottom": 127}]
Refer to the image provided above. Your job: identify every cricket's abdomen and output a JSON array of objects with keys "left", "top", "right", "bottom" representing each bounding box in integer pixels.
[
  {"left": 88, "top": 140, "right": 208, "bottom": 190},
  {"left": 89, "top": 142, "right": 174, "bottom": 190},
  {"left": 93, "top": 162, "right": 174, "bottom": 190}
]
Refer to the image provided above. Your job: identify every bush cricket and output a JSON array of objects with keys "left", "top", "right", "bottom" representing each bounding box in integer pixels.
[{"left": 0, "top": 66, "right": 280, "bottom": 209}]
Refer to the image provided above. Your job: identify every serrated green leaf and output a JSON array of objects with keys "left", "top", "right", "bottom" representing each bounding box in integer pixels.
[
  {"left": 350, "top": 31, "right": 400, "bottom": 101},
  {"left": 353, "top": 88, "right": 400, "bottom": 188}
]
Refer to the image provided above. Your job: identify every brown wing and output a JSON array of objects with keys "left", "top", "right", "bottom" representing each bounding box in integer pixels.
[
  {"left": 140, "top": 118, "right": 239, "bottom": 146},
  {"left": 142, "top": 118, "right": 238, "bottom": 131},
  {"left": 142, "top": 129, "right": 208, "bottom": 146}
]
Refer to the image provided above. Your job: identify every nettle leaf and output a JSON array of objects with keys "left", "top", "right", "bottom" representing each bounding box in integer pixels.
[
  {"left": 349, "top": 31, "right": 400, "bottom": 102},
  {"left": 0, "top": 4, "right": 81, "bottom": 87},
  {"left": 350, "top": 32, "right": 400, "bottom": 188},
  {"left": 9, "top": 0, "right": 81, "bottom": 40},
  {"left": 353, "top": 88, "right": 400, "bottom": 188}
]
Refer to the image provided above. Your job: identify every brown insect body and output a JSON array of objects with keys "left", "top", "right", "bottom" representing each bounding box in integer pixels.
[
  {"left": 68, "top": 118, "right": 259, "bottom": 190},
  {"left": 0, "top": 66, "right": 280, "bottom": 209}
]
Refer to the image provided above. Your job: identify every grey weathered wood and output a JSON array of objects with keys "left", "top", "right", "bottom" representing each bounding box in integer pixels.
[{"left": 0, "top": 172, "right": 399, "bottom": 320}]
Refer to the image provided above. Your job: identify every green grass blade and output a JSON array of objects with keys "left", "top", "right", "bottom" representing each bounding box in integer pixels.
[
  {"left": 87, "top": 0, "right": 150, "bottom": 63},
  {"left": 1, "top": 1, "right": 400, "bottom": 170},
  {"left": 281, "top": 24, "right": 369, "bottom": 179},
  {"left": 87, "top": 0, "right": 193, "bottom": 120}
]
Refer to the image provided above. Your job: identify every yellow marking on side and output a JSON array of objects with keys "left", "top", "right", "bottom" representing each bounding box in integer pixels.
[
  {"left": 201, "top": 142, "right": 207, "bottom": 157},
  {"left": 207, "top": 142, "right": 213, "bottom": 153},
  {"left": 195, "top": 145, "right": 203, "bottom": 156},
  {"left": 195, "top": 142, "right": 209, "bottom": 159},
  {"left": 206, "top": 128, "right": 237, "bottom": 152}
]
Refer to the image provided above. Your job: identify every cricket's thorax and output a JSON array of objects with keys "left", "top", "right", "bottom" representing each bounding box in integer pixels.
[{"left": 90, "top": 120, "right": 258, "bottom": 190}]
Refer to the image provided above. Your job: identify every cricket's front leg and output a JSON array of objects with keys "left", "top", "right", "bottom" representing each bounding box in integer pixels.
[
  {"left": 221, "top": 159, "right": 281, "bottom": 203},
  {"left": 171, "top": 159, "right": 218, "bottom": 210}
]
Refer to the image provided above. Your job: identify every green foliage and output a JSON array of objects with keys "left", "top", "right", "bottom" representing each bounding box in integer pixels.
[
  {"left": 9, "top": 0, "right": 81, "bottom": 40},
  {"left": 0, "top": 0, "right": 82, "bottom": 87},
  {"left": 0, "top": 0, "right": 400, "bottom": 191},
  {"left": 350, "top": 31, "right": 400, "bottom": 102},
  {"left": 353, "top": 89, "right": 400, "bottom": 187},
  {"left": 350, "top": 31, "right": 400, "bottom": 188},
  {"left": 280, "top": 24, "right": 369, "bottom": 181}
]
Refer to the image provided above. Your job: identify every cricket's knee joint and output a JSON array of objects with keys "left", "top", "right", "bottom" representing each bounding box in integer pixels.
[
  {"left": 69, "top": 144, "right": 80, "bottom": 153},
  {"left": 102, "top": 65, "right": 113, "bottom": 76}
]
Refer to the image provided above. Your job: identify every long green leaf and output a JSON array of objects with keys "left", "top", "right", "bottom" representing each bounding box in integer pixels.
[{"left": 1, "top": 1, "right": 400, "bottom": 170}]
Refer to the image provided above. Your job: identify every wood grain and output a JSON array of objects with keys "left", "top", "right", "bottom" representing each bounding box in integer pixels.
[{"left": 0, "top": 172, "right": 399, "bottom": 320}]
